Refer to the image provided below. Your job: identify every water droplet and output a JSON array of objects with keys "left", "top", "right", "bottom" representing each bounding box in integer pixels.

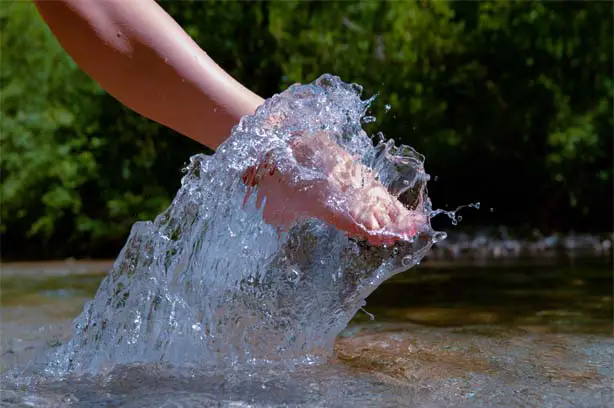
[
  {"left": 360, "top": 306, "right": 375, "bottom": 320},
  {"left": 62, "top": 394, "right": 79, "bottom": 403},
  {"left": 432, "top": 231, "right": 447, "bottom": 243},
  {"left": 401, "top": 256, "right": 413, "bottom": 267},
  {"left": 286, "top": 267, "right": 301, "bottom": 285},
  {"left": 384, "top": 104, "right": 391, "bottom": 112},
  {"left": 362, "top": 115, "right": 376, "bottom": 124},
  {"left": 490, "top": 208, "right": 494, "bottom": 212}
]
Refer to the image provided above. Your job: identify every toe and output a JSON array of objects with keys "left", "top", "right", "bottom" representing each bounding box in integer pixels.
[
  {"left": 373, "top": 205, "right": 392, "bottom": 229},
  {"left": 364, "top": 212, "right": 381, "bottom": 231}
]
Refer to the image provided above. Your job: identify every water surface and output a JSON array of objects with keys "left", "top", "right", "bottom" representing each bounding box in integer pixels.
[{"left": 1, "top": 258, "right": 612, "bottom": 407}]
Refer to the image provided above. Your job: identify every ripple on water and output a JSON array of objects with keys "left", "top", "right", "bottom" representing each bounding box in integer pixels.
[{"left": 2, "top": 325, "right": 612, "bottom": 408}]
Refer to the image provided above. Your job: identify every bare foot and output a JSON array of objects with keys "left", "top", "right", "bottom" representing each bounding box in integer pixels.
[{"left": 242, "top": 132, "right": 426, "bottom": 246}]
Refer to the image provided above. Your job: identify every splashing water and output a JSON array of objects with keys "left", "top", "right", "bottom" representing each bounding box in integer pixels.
[
  {"left": 431, "top": 202, "right": 481, "bottom": 226},
  {"left": 42, "top": 75, "right": 439, "bottom": 376}
]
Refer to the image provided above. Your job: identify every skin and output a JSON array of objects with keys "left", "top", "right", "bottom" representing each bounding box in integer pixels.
[
  {"left": 245, "top": 132, "right": 425, "bottom": 245},
  {"left": 33, "top": 0, "right": 261, "bottom": 149},
  {"left": 33, "top": 0, "right": 424, "bottom": 245}
]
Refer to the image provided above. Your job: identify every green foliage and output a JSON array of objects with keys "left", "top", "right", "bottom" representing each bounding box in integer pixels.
[
  {"left": 0, "top": 2, "right": 199, "bottom": 257},
  {"left": 1, "top": 2, "right": 101, "bottom": 239},
  {"left": 1, "top": 0, "right": 612, "bottom": 259},
  {"left": 266, "top": 0, "right": 613, "bottom": 230}
]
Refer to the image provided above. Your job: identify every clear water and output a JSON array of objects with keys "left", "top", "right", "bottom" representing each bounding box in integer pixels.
[{"left": 1, "top": 260, "right": 612, "bottom": 407}]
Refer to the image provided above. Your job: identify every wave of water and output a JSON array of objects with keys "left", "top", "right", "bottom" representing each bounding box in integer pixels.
[{"left": 39, "top": 75, "right": 439, "bottom": 376}]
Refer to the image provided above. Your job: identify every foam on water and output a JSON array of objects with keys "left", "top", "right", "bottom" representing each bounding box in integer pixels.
[{"left": 41, "top": 75, "right": 438, "bottom": 376}]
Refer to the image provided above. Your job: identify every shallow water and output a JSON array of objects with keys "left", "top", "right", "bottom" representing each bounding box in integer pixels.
[{"left": 1, "top": 258, "right": 612, "bottom": 407}]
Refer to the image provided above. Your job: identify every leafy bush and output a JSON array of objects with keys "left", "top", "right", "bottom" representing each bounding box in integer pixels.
[{"left": 1, "top": 1, "right": 611, "bottom": 259}]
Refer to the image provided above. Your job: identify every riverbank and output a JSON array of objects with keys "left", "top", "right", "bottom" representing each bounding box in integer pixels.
[{"left": 2, "top": 230, "right": 611, "bottom": 265}]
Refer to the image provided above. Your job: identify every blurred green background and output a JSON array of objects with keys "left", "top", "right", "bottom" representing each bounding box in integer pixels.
[{"left": 1, "top": 0, "right": 612, "bottom": 260}]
